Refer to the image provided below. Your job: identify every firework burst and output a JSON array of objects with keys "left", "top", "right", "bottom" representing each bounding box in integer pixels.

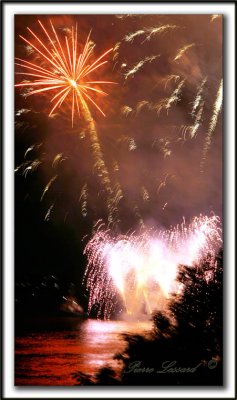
[
  {"left": 15, "top": 20, "right": 122, "bottom": 226},
  {"left": 83, "top": 215, "right": 222, "bottom": 319},
  {"left": 15, "top": 15, "right": 222, "bottom": 237},
  {"left": 15, "top": 20, "right": 115, "bottom": 126}
]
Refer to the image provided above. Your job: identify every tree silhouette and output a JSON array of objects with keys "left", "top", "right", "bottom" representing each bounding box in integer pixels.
[{"left": 73, "top": 249, "right": 223, "bottom": 385}]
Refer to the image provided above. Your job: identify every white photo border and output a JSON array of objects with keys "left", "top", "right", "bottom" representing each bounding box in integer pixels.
[{"left": 2, "top": 1, "right": 236, "bottom": 398}]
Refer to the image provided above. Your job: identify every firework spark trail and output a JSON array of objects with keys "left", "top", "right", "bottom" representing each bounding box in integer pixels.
[
  {"left": 113, "top": 42, "right": 121, "bottom": 63},
  {"left": 128, "top": 137, "right": 137, "bottom": 151},
  {"left": 40, "top": 175, "right": 58, "bottom": 201},
  {"left": 135, "top": 100, "right": 151, "bottom": 115},
  {"left": 156, "top": 174, "right": 175, "bottom": 195},
  {"left": 154, "top": 79, "right": 185, "bottom": 115},
  {"left": 84, "top": 110, "right": 122, "bottom": 227},
  {"left": 116, "top": 135, "right": 137, "bottom": 153},
  {"left": 142, "top": 24, "right": 178, "bottom": 42},
  {"left": 121, "top": 105, "right": 133, "bottom": 117},
  {"left": 15, "top": 20, "right": 121, "bottom": 226},
  {"left": 107, "top": 182, "right": 124, "bottom": 230},
  {"left": 123, "top": 25, "right": 178, "bottom": 45},
  {"left": 124, "top": 29, "right": 145, "bottom": 43},
  {"left": 132, "top": 80, "right": 185, "bottom": 118},
  {"left": 200, "top": 79, "right": 223, "bottom": 172},
  {"left": 157, "top": 138, "right": 173, "bottom": 158},
  {"left": 211, "top": 14, "right": 221, "bottom": 23},
  {"left": 79, "top": 183, "right": 88, "bottom": 217},
  {"left": 191, "top": 77, "right": 207, "bottom": 116},
  {"left": 141, "top": 186, "right": 150, "bottom": 202},
  {"left": 52, "top": 153, "right": 68, "bottom": 168},
  {"left": 127, "top": 79, "right": 185, "bottom": 119},
  {"left": 16, "top": 108, "right": 31, "bottom": 116},
  {"left": 24, "top": 143, "right": 42, "bottom": 158},
  {"left": 114, "top": 25, "right": 178, "bottom": 70},
  {"left": 83, "top": 214, "right": 222, "bottom": 319},
  {"left": 124, "top": 55, "right": 160, "bottom": 80},
  {"left": 181, "top": 101, "right": 204, "bottom": 140},
  {"left": 44, "top": 202, "right": 55, "bottom": 221},
  {"left": 173, "top": 43, "right": 195, "bottom": 62},
  {"left": 120, "top": 135, "right": 137, "bottom": 151},
  {"left": 162, "top": 74, "right": 181, "bottom": 90},
  {"left": 15, "top": 159, "right": 42, "bottom": 177},
  {"left": 78, "top": 90, "right": 112, "bottom": 195},
  {"left": 178, "top": 77, "right": 207, "bottom": 139}
]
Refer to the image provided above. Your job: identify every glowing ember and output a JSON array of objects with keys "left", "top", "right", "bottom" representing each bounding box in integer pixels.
[{"left": 83, "top": 214, "right": 222, "bottom": 319}]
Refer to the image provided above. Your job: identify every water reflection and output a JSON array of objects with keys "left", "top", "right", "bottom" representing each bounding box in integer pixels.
[{"left": 15, "top": 318, "right": 152, "bottom": 386}]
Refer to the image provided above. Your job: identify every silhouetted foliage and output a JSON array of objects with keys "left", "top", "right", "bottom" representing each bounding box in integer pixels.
[
  {"left": 72, "top": 371, "right": 94, "bottom": 385},
  {"left": 73, "top": 249, "right": 223, "bottom": 385}
]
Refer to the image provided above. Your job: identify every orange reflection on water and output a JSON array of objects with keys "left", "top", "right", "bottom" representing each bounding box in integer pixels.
[{"left": 15, "top": 318, "right": 152, "bottom": 386}]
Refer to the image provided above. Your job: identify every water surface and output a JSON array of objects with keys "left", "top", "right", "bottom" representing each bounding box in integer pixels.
[{"left": 15, "top": 317, "right": 152, "bottom": 385}]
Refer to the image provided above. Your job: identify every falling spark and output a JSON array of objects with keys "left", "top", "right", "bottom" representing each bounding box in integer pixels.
[
  {"left": 181, "top": 101, "right": 204, "bottom": 139},
  {"left": 107, "top": 182, "right": 124, "bottom": 228},
  {"left": 124, "top": 30, "right": 145, "bottom": 43},
  {"left": 40, "top": 175, "right": 58, "bottom": 201},
  {"left": 143, "top": 24, "right": 178, "bottom": 42},
  {"left": 16, "top": 108, "right": 31, "bottom": 116},
  {"left": 24, "top": 143, "right": 42, "bottom": 158},
  {"left": 79, "top": 183, "right": 88, "bottom": 217},
  {"left": 121, "top": 105, "right": 133, "bottom": 117},
  {"left": 117, "top": 135, "right": 137, "bottom": 152},
  {"left": 83, "top": 215, "right": 222, "bottom": 319},
  {"left": 128, "top": 137, "right": 137, "bottom": 151},
  {"left": 162, "top": 74, "right": 181, "bottom": 90},
  {"left": 162, "top": 202, "right": 168, "bottom": 210},
  {"left": 44, "top": 203, "right": 55, "bottom": 221},
  {"left": 115, "top": 14, "right": 137, "bottom": 20},
  {"left": 156, "top": 174, "right": 175, "bottom": 195},
  {"left": 154, "top": 80, "right": 185, "bottom": 115},
  {"left": 15, "top": 159, "right": 42, "bottom": 177},
  {"left": 141, "top": 186, "right": 150, "bottom": 202},
  {"left": 52, "top": 153, "right": 67, "bottom": 168},
  {"left": 211, "top": 15, "right": 221, "bottom": 22},
  {"left": 173, "top": 43, "right": 195, "bottom": 62},
  {"left": 191, "top": 77, "right": 207, "bottom": 116},
  {"left": 113, "top": 42, "right": 121, "bottom": 61},
  {"left": 134, "top": 79, "right": 184, "bottom": 118},
  {"left": 123, "top": 25, "right": 178, "bottom": 45},
  {"left": 124, "top": 55, "right": 160, "bottom": 80},
  {"left": 135, "top": 100, "right": 150, "bottom": 115},
  {"left": 201, "top": 79, "right": 223, "bottom": 171}
]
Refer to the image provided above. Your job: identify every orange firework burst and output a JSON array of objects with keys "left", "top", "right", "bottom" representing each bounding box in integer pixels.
[{"left": 15, "top": 20, "right": 115, "bottom": 126}]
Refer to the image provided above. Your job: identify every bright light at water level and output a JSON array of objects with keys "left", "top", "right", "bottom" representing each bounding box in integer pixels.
[{"left": 83, "top": 214, "right": 222, "bottom": 319}]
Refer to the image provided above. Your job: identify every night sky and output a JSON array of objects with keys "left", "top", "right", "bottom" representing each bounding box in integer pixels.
[{"left": 15, "top": 14, "right": 222, "bottom": 286}]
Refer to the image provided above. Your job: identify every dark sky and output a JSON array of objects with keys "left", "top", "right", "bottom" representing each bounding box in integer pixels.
[{"left": 15, "top": 14, "right": 222, "bottom": 281}]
